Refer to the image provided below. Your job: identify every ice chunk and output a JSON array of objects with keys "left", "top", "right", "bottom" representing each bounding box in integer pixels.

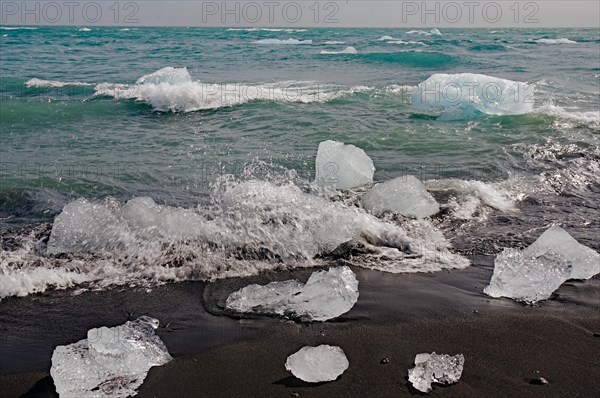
[
  {"left": 225, "top": 266, "right": 359, "bottom": 321},
  {"left": 523, "top": 226, "right": 599, "bottom": 280},
  {"left": 412, "top": 73, "right": 534, "bottom": 119},
  {"left": 285, "top": 345, "right": 349, "bottom": 382},
  {"left": 46, "top": 198, "right": 130, "bottom": 254},
  {"left": 315, "top": 140, "right": 375, "bottom": 190},
  {"left": 484, "top": 226, "right": 599, "bottom": 303},
  {"left": 135, "top": 66, "right": 192, "bottom": 85},
  {"left": 361, "top": 176, "right": 440, "bottom": 218},
  {"left": 408, "top": 352, "right": 465, "bottom": 393},
  {"left": 484, "top": 248, "right": 571, "bottom": 303},
  {"left": 50, "top": 316, "right": 172, "bottom": 398}
]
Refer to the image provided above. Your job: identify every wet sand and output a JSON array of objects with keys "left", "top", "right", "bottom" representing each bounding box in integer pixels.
[{"left": 2, "top": 264, "right": 599, "bottom": 397}]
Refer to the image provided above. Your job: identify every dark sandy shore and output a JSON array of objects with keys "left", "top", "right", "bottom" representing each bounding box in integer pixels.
[{"left": 2, "top": 263, "right": 599, "bottom": 397}]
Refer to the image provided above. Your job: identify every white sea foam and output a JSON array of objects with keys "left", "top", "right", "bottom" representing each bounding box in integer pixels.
[
  {"left": 425, "top": 179, "right": 518, "bottom": 213},
  {"left": 26, "top": 78, "right": 93, "bottom": 88},
  {"left": 323, "top": 40, "right": 345, "bottom": 45},
  {"left": 252, "top": 38, "right": 312, "bottom": 44},
  {"left": 534, "top": 38, "right": 577, "bottom": 44},
  {"left": 78, "top": 27, "right": 92, "bottom": 32},
  {"left": 386, "top": 40, "right": 427, "bottom": 46},
  {"left": 535, "top": 104, "right": 600, "bottom": 127},
  {"left": 94, "top": 67, "right": 360, "bottom": 112},
  {"left": 229, "top": 28, "right": 308, "bottom": 32},
  {"left": 0, "top": 168, "right": 470, "bottom": 298},
  {"left": 412, "top": 73, "right": 535, "bottom": 118},
  {"left": 320, "top": 46, "right": 357, "bottom": 55},
  {"left": 0, "top": 26, "right": 37, "bottom": 30},
  {"left": 406, "top": 28, "right": 442, "bottom": 36}
]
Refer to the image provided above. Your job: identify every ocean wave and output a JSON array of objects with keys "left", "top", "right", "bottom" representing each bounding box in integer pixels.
[
  {"left": 535, "top": 104, "right": 600, "bottom": 127},
  {"left": 385, "top": 40, "right": 427, "bottom": 46},
  {"left": 93, "top": 67, "right": 368, "bottom": 112},
  {"left": 0, "top": 170, "right": 473, "bottom": 298},
  {"left": 323, "top": 41, "right": 345, "bottom": 45},
  {"left": 320, "top": 46, "right": 357, "bottom": 55},
  {"left": 0, "top": 26, "right": 37, "bottom": 30},
  {"left": 356, "top": 51, "right": 456, "bottom": 67},
  {"left": 25, "top": 78, "right": 94, "bottom": 88},
  {"left": 252, "top": 38, "right": 312, "bottom": 45},
  {"left": 229, "top": 28, "right": 308, "bottom": 32},
  {"left": 78, "top": 27, "right": 92, "bottom": 32},
  {"left": 534, "top": 38, "right": 577, "bottom": 44},
  {"left": 406, "top": 28, "right": 443, "bottom": 36}
]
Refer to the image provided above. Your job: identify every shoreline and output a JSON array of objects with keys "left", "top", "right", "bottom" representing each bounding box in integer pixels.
[{"left": 1, "top": 266, "right": 599, "bottom": 397}]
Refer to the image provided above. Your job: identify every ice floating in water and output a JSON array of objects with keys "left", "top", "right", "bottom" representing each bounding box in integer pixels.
[
  {"left": 315, "top": 140, "right": 375, "bottom": 190},
  {"left": 50, "top": 316, "right": 172, "bottom": 398},
  {"left": 484, "top": 226, "right": 599, "bottom": 303},
  {"left": 285, "top": 345, "right": 349, "bottom": 382},
  {"left": 320, "top": 46, "right": 357, "bottom": 54},
  {"left": 46, "top": 198, "right": 130, "bottom": 255},
  {"left": 225, "top": 266, "right": 358, "bottom": 321},
  {"left": 408, "top": 352, "right": 464, "bottom": 393},
  {"left": 252, "top": 38, "right": 312, "bottom": 45},
  {"left": 412, "top": 73, "right": 534, "bottom": 119},
  {"left": 523, "top": 226, "right": 599, "bottom": 280},
  {"left": 535, "top": 38, "right": 577, "bottom": 44},
  {"left": 362, "top": 176, "right": 440, "bottom": 218}
]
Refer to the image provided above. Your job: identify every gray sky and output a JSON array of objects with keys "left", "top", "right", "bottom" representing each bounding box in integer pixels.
[{"left": 1, "top": 1, "right": 599, "bottom": 27}]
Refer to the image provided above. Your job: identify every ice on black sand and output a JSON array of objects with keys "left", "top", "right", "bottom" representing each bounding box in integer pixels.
[
  {"left": 285, "top": 345, "right": 349, "bottom": 383},
  {"left": 484, "top": 226, "right": 600, "bottom": 303},
  {"left": 50, "top": 316, "right": 172, "bottom": 398},
  {"left": 225, "top": 266, "right": 359, "bottom": 322},
  {"left": 408, "top": 352, "right": 465, "bottom": 393}
]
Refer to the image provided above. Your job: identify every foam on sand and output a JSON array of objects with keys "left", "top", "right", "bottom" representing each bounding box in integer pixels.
[{"left": 412, "top": 73, "right": 535, "bottom": 119}]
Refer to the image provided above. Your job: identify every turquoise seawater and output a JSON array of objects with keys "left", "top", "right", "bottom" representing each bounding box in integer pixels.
[
  {"left": 1, "top": 26, "right": 598, "bottom": 224},
  {"left": 0, "top": 26, "right": 598, "bottom": 299}
]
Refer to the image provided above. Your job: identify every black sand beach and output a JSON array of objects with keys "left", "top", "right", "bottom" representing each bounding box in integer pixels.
[{"left": 2, "top": 265, "right": 599, "bottom": 397}]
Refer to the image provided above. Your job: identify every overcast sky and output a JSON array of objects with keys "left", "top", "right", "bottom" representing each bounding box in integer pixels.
[{"left": 1, "top": 1, "right": 599, "bottom": 27}]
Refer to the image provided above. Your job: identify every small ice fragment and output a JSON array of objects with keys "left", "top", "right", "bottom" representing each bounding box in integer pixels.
[
  {"left": 484, "top": 249, "right": 570, "bottom": 303},
  {"left": 285, "top": 345, "right": 349, "bottom": 382},
  {"left": 408, "top": 352, "right": 465, "bottom": 393},
  {"left": 50, "top": 316, "right": 172, "bottom": 398},
  {"left": 523, "top": 226, "right": 599, "bottom": 280},
  {"left": 315, "top": 140, "right": 375, "bottom": 190},
  {"left": 361, "top": 176, "right": 440, "bottom": 218},
  {"left": 225, "top": 266, "right": 359, "bottom": 322}
]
